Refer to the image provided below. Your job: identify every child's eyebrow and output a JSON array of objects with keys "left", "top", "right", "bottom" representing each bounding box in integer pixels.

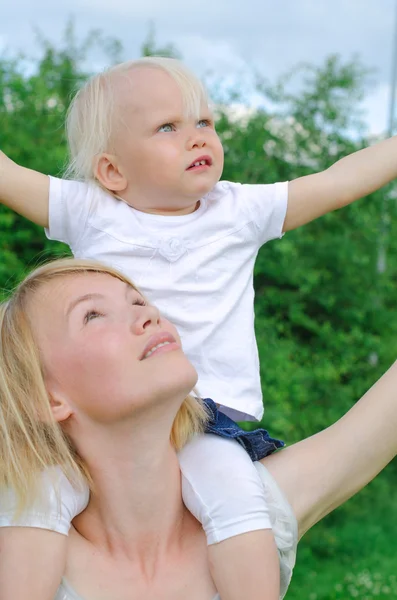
[
  {"left": 153, "top": 113, "right": 212, "bottom": 127},
  {"left": 154, "top": 115, "right": 184, "bottom": 125}
]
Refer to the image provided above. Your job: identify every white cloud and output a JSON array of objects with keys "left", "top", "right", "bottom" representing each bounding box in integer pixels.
[
  {"left": 0, "top": 35, "right": 7, "bottom": 53},
  {"left": 361, "top": 82, "right": 392, "bottom": 136},
  {"left": 174, "top": 34, "right": 247, "bottom": 75}
]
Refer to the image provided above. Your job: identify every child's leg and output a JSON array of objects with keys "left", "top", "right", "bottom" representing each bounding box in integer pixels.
[
  {"left": 0, "top": 467, "right": 89, "bottom": 600},
  {"left": 179, "top": 433, "right": 280, "bottom": 600},
  {"left": 0, "top": 528, "right": 66, "bottom": 600},
  {"left": 208, "top": 531, "right": 280, "bottom": 600},
  {"left": 261, "top": 358, "right": 397, "bottom": 538}
]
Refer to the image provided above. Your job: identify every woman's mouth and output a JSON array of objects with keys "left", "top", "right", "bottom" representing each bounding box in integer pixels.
[
  {"left": 143, "top": 340, "right": 171, "bottom": 359},
  {"left": 140, "top": 332, "right": 179, "bottom": 360}
]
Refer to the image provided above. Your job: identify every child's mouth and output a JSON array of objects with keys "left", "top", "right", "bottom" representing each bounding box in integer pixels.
[{"left": 187, "top": 156, "right": 212, "bottom": 170}]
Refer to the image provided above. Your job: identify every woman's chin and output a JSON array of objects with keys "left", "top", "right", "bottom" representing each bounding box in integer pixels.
[
  {"left": 170, "top": 356, "right": 198, "bottom": 390},
  {"left": 187, "top": 364, "right": 199, "bottom": 390},
  {"left": 175, "top": 364, "right": 198, "bottom": 401}
]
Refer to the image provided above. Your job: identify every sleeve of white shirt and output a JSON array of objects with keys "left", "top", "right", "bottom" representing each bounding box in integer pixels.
[
  {"left": 178, "top": 434, "right": 271, "bottom": 545},
  {"left": 0, "top": 467, "right": 90, "bottom": 535},
  {"left": 234, "top": 181, "right": 289, "bottom": 247},
  {"left": 45, "top": 176, "right": 94, "bottom": 251}
]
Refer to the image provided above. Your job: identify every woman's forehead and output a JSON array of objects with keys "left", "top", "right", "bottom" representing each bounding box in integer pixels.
[{"left": 28, "top": 272, "right": 139, "bottom": 318}]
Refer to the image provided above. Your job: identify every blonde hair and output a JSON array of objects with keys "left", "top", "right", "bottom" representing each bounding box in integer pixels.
[
  {"left": 65, "top": 56, "right": 210, "bottom": 181},
  {"left": 0, "top": 258, "right": 208, "bottom": 511}
]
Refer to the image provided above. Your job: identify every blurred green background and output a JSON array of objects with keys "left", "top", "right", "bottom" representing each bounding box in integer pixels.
[{"left": 1, "top": 23, "right": 397, "bottom": 599}]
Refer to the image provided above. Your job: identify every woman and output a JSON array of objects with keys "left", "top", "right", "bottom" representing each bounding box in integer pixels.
[{"left": 0, "top": 258, "right": 396, "bottom": 600}]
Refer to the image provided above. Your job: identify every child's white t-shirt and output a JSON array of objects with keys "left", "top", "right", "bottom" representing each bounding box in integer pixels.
[{"left": 46, "top": 178, "right": 288, "bottom": 421}]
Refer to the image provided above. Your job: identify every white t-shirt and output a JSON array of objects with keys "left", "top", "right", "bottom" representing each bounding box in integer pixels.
[
  {"left": 46, "top": 178, "right": 288, "bottom": 421},
  {"left": 54, "top": 579, "right": 220, "bottom": 600},
  {"left": 53, "top": 463, "right": 297, "bottom": 600}
]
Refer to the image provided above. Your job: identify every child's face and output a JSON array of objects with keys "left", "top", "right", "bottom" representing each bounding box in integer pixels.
[{"left": 108, "top": 67, "right": 224, "bottom": 215}]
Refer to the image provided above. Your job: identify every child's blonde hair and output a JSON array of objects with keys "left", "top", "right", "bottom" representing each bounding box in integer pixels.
[
  {"left": 65, "top": 57, "right": 210, "bottom": 182},
  {"left": 0, "top": 258, "right": 208, "bottom": 511}
]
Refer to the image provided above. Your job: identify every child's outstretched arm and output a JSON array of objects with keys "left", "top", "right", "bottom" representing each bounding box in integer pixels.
[
  {"left": 284, "top": 135, "right": 397, "bottom": 232},
  {"left": 0, "top": 150, "right": 49, "bottom": 226},
  {"left": 0, "top": 468, "right": 89, "bottom": 600},
  {"left": 179, "top": 434, "right": 280, "bottom": 600}
]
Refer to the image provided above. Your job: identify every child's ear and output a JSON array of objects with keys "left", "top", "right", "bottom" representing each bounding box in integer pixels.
[{"left": 95, "top": 153, "right": 128, "bottom": 192}]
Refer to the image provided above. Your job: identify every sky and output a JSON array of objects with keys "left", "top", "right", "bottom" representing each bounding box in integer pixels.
[{"left": 1, "top": 0, "right": 396, "bottom": 135}]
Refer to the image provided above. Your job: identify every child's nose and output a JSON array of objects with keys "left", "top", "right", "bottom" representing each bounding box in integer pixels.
[{"left": 186, "top": 131, "right": 206, "bottom": 150}]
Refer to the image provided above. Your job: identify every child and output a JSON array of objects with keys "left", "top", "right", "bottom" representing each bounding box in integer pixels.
[{"left": 1, "top": 56, "right": 397, "bottom": 600}]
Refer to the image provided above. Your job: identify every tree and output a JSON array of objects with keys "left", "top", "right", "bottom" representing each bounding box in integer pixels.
[
  {"left": 214, "top": 57, "right": 397, "bottom": 442},
  {"left": 141, "top": 21, "right": 181, "bottom": 59},
  {"left": 0, "top": 22, "right": 123, "bottom": 295}
]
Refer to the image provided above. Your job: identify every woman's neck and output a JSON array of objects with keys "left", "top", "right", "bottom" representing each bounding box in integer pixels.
[{"left": 72, "top": 419, "right": 188, "bottom": 565}]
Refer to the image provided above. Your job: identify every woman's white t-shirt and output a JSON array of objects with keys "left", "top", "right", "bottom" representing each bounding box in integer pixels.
[
  {"left": 53, "top": 464, "right": 297, "bottom": 600},
  {"left": 54, "top": 577, "right": 220, "bottom": 600}
]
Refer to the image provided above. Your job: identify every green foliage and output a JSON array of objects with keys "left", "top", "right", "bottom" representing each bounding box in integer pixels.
[
  {"left": 215, "top": 59, "right": 397, "bottom": 444},
  {"left": 0, "top": 22, "right": 124, "bottom": 293},
  {"left": 1, "top": 23, "right": 396, "bottom": 597},
  {"left": 141, "top": 22, "right": 181, "bottom": 59}
]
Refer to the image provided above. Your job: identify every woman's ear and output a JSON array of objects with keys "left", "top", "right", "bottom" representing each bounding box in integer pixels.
[
  {"left": 47, "top": 389, "right": 74, "bottom": 423},
  {"left": 95, "top": 153, "right": 128, "bottom": 192}
]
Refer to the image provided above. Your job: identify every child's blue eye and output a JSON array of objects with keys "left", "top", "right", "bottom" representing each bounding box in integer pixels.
[
  {"left": 197, "top": 119, "right": 210, "bottom": 129},
  {"left": 158, "top": 123, "right": 174, "bottom": 133}
]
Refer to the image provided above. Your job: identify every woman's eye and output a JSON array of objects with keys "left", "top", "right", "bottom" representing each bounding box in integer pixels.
[
  {"left": 133, "top": 297, "right": 147, "bottom": 307},
  {"left": 197, "top": 119, "right": 211, "bottom": 129},
  {"left": 158, "top": 123, "right": 174, "bottom": 133},
  {"left": 84, "top": 310, "right": 103, "bottom": 324}
]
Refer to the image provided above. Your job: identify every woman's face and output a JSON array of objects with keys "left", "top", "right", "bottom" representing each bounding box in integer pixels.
[{"left": 28, "top": 272, "right": 198, "bottom": 424}]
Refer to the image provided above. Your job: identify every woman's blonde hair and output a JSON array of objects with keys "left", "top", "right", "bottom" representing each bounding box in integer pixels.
[
  {"left": 65, "top": 56, "right": 210, "bottom": 182},
  {"left": 0, "top": 258, "right": 208, "bottom": 511}
]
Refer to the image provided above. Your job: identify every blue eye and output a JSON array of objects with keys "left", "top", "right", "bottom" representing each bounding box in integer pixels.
[
  {"left": 158, "top": 123, "right": 174, "bottom": 133},
  {"left": 197, "top": 119, "right": 210, "bottom": 129}
]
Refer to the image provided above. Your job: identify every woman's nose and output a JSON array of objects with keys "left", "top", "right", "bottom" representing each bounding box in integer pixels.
[{"left": 131, "top": 305, "right": 161, "bottom": 334}]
